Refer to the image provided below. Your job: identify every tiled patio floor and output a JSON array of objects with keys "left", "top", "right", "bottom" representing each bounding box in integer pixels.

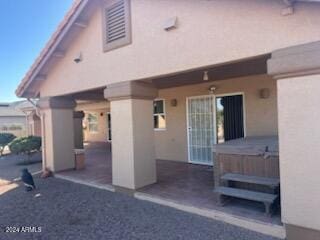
[
  {"left": 58, "top": 142, "right": 112, "bottom": 185},
  {"left": 140, "top": 160, "right": 281, "bottom": 225},
  {"left": 58, "top": 142, "right": 281, "bottom": 226}
]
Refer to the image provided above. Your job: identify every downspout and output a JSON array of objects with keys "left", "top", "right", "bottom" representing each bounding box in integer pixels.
[
  {"left": 20, "top": 109, "right": 30, "bottom": 136},
  {"left": 27, "top": 98, "right": 47, "bottom": 172}
]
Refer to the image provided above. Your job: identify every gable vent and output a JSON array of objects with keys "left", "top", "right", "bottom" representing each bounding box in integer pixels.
[{"left": 103, "top": 0, "right": 131, "bottom": 51}]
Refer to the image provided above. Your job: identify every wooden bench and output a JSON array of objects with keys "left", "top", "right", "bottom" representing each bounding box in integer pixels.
[
  {"left": 221, "top": 173, "right": 280, "bottom": 188},
  {"left": 215, "top": 186, "right": 278, "bottom": 215},
  {"left": 215, "top": 173, "right": 280, "bottom": 215}
]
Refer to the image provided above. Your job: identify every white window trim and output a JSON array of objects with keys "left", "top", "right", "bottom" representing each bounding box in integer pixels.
[
  {"left": 154, "top": 99, "right": 166, "bottom": 131},
  {"left": 102, "top": 0, "right": 132, "bottom": 52}
]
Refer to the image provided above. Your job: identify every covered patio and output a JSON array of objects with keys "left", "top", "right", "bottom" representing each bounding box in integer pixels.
[
  {"left": 57, "top": 142, "right": 112, "bottom": 187},
  {"left": 57, "top": 141, "right": 281, "bottom": 226},
  {"left": 52, "top": 53, "right": 282, "bottom": 230}
]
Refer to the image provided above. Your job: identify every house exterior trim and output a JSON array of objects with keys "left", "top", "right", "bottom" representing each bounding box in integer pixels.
[
  {"left": 286, "top": 224, "right": 320, "bottom": 240},
  {"left": 267, "top": 41, "right": 320, "bottom": 79},
  {"left": 104, "top": 81, "right": 158, "bottom": 101},
  {"left": 37, "top": 97, "right": 76, "bottom": 110},
  {"left": 15, "top": 0, "right": 90, "bottom": 98},
  {"left": 73, "top": 111, "right": 85, "bottom": 119}
]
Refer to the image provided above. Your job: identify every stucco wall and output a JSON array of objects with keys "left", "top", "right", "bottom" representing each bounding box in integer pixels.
[
  {"left": 155, "top": 75, "right": 278, "bottom": 161},
  {"left": 277, "top": 74, "right": 320, "bottom": 231},
  {"left": 44, "top": 108, "right": 75, "bottom": 172},
  {"left": 26, "top": 114, "right": 41, "bottom": 137},
  {"left": 0, "top": 116, "right": 27, "bottom": 137},
  {"left": 39, "top": 0, "right": 320, "bottom": 97},
  {"left": 111, "top": 99, "right": 156, "bottom": 189}
]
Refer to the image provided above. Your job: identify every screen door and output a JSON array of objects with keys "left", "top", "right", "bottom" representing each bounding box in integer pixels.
[{"left": 187, "top": 95, "right": 216, "bottom": 165}]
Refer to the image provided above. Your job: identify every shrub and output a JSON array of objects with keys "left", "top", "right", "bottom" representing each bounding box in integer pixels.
[
  {"left": 0, "top": 133, "right": 16, "bottom": 156},
  {"left": 9, "top": 136, "right": 42, "bottom": 160}
]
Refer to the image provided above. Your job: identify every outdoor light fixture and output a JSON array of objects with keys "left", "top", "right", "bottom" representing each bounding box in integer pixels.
[
  {"left": 203, "top": 71, "right": 209, "bottom": 81},
  {"left": 163, "top": 17, "right": 178, "bottom": 31},
  {"left": 259, "top": 88, "right": 270, "bottom": 99},
  {"left": 208, "top": 85, "right": 217, "bottom": 94},
  {"left": 74, "top": 52, "right": 83, "bottom": 63},
  {"left": 170, "top": 99, "right": 178, "bottom": 107}
]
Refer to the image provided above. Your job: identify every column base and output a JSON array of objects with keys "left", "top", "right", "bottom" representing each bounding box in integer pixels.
[
  {"left": 286, "top": 224, "right": 320, "bottom": 240},
  {"left": 113, "top": 185, "right": 136, "bottom": 196}
]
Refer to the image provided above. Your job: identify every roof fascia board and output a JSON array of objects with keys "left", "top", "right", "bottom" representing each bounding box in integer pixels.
[{"left": 19, "top": 0, "right": 90, "bottom": 98}]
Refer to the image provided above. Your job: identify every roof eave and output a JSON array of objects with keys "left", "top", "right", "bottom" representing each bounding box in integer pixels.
[{"left": 15, "top": 0, "right": 91, "bottom": 98}]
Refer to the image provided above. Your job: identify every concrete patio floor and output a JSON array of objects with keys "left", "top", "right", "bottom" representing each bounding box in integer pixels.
[{"left": 57, "top": 142, "right": 282, "bottom": 229}]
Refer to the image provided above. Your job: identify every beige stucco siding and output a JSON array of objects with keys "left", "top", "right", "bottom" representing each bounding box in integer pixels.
[
  {"left": 26, "top": 114, "right": 41, "bottom": 137},
  {"left": 277, "top": 74, "right": 320, "bottom": 231},
  {"left": 0, "top": 116, "right": 26, "bottom": 128},
  {"left": 39, "top": 0, "right": 320, "bottom": 97},
  {"left": 155, "top": 75, "right": 278, "bottom": 162},
  {"left": 0, "top": 116, "right": 27, "bottom": 138}
]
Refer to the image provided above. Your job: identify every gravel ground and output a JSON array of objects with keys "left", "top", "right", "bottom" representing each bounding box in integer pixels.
[
  {"left": 0, "top": 177, "right": 280, "bottom": 240},
  {"left": 0, "top": 153, "right": 42, "bottom": 185}
]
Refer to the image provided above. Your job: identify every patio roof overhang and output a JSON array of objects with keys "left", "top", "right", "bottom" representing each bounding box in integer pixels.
[{"left": 147, "top": 54, "right": 271, "bottom": 89}]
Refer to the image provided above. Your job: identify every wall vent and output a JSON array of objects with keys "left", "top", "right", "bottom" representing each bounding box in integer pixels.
[{"left": 103, "top": 0, "right": 131, "bottom": 51}]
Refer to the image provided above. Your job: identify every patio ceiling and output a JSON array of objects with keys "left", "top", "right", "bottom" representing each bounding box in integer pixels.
[
  {"left": 65, "top": 54, "right": 271, "bottom": 101},
  {"left": 148, "top": 54, "right": 271, "bottom": 89}
]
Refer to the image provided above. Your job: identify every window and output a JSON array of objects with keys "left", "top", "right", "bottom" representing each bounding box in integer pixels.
[
  {"left": 102, "top": 0, "right": 132, "bottom": 52},
  {"left": 154, "top": 100, "right": 166, "bottom": 130},
  {"left": 88, "top": 113, "right": 99, "bottom": 133}
]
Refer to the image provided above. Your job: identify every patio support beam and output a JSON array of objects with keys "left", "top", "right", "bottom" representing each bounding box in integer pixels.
[
  {"left": 74, "top": 111, "right": 85, "bottom": 149},
  {"left": 268, "top": 40, "right": 320, "bottom": 240},
  {"left": 37, "top": 97, "right": 76, "bottom": 172},
  {"left": 104, "top": 81, "right": 158, "bottom": 190}
]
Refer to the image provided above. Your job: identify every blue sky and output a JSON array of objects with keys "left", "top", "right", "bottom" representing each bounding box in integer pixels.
[{"left": 0, "top": 0, "right": 73, "bottom": 102}]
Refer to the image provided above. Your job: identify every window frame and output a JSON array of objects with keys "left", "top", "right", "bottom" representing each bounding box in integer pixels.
[
  {"left": 102, "top": 0, "right": 132, "bottom": 52},
  {"left": 87, "top": 113, "right": 99, "bottom": 134},
  {"left": 153, "top": 99, "right": 166, "bottom": 131}
]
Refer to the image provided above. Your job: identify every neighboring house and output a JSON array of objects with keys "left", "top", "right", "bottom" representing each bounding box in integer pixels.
[
  {"left": 0, "top": 102, "right": 28, "bottom": 138},
  {"left": 15, "top": 0, "right": 320, "bottom": 239}
]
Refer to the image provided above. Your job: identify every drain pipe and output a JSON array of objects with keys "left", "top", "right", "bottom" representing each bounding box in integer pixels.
[{"left": 27, "top": 98, "right": 47, "bottom": 172}]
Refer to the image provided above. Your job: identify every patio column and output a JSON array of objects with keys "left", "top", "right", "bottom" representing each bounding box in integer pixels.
[
  {"left": 37, "top": 97, "right": 76, "bottom": 172},
  {"left": 104, "top": 81, "right": 158, "bottom": 191},
  {"left": 268, "top": 41, "right": 320, "bottom": 240},
  {"left": 74, "top": 111, "right": 85, "bottom": 149}
]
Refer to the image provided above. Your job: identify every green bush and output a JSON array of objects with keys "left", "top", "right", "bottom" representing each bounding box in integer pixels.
[
  {"left": 9, "top": 136, "right": 41, "bottom": 158},
  {"left": 0, "top": 133, "right": 16, "bottom": 156}
]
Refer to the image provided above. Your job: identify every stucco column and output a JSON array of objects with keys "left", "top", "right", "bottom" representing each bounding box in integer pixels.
[
  {"left": 268, "top": 41, "right": 320, "bottom": 240},
  {"left": 37, "top": 97, "right": 76, "bottom": 172},
  {"left": 104, "top": 81, "right": 158, "bottom": 191},
  {"left": 74, "top": 111, "right": 85, "bottom": 149}
]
